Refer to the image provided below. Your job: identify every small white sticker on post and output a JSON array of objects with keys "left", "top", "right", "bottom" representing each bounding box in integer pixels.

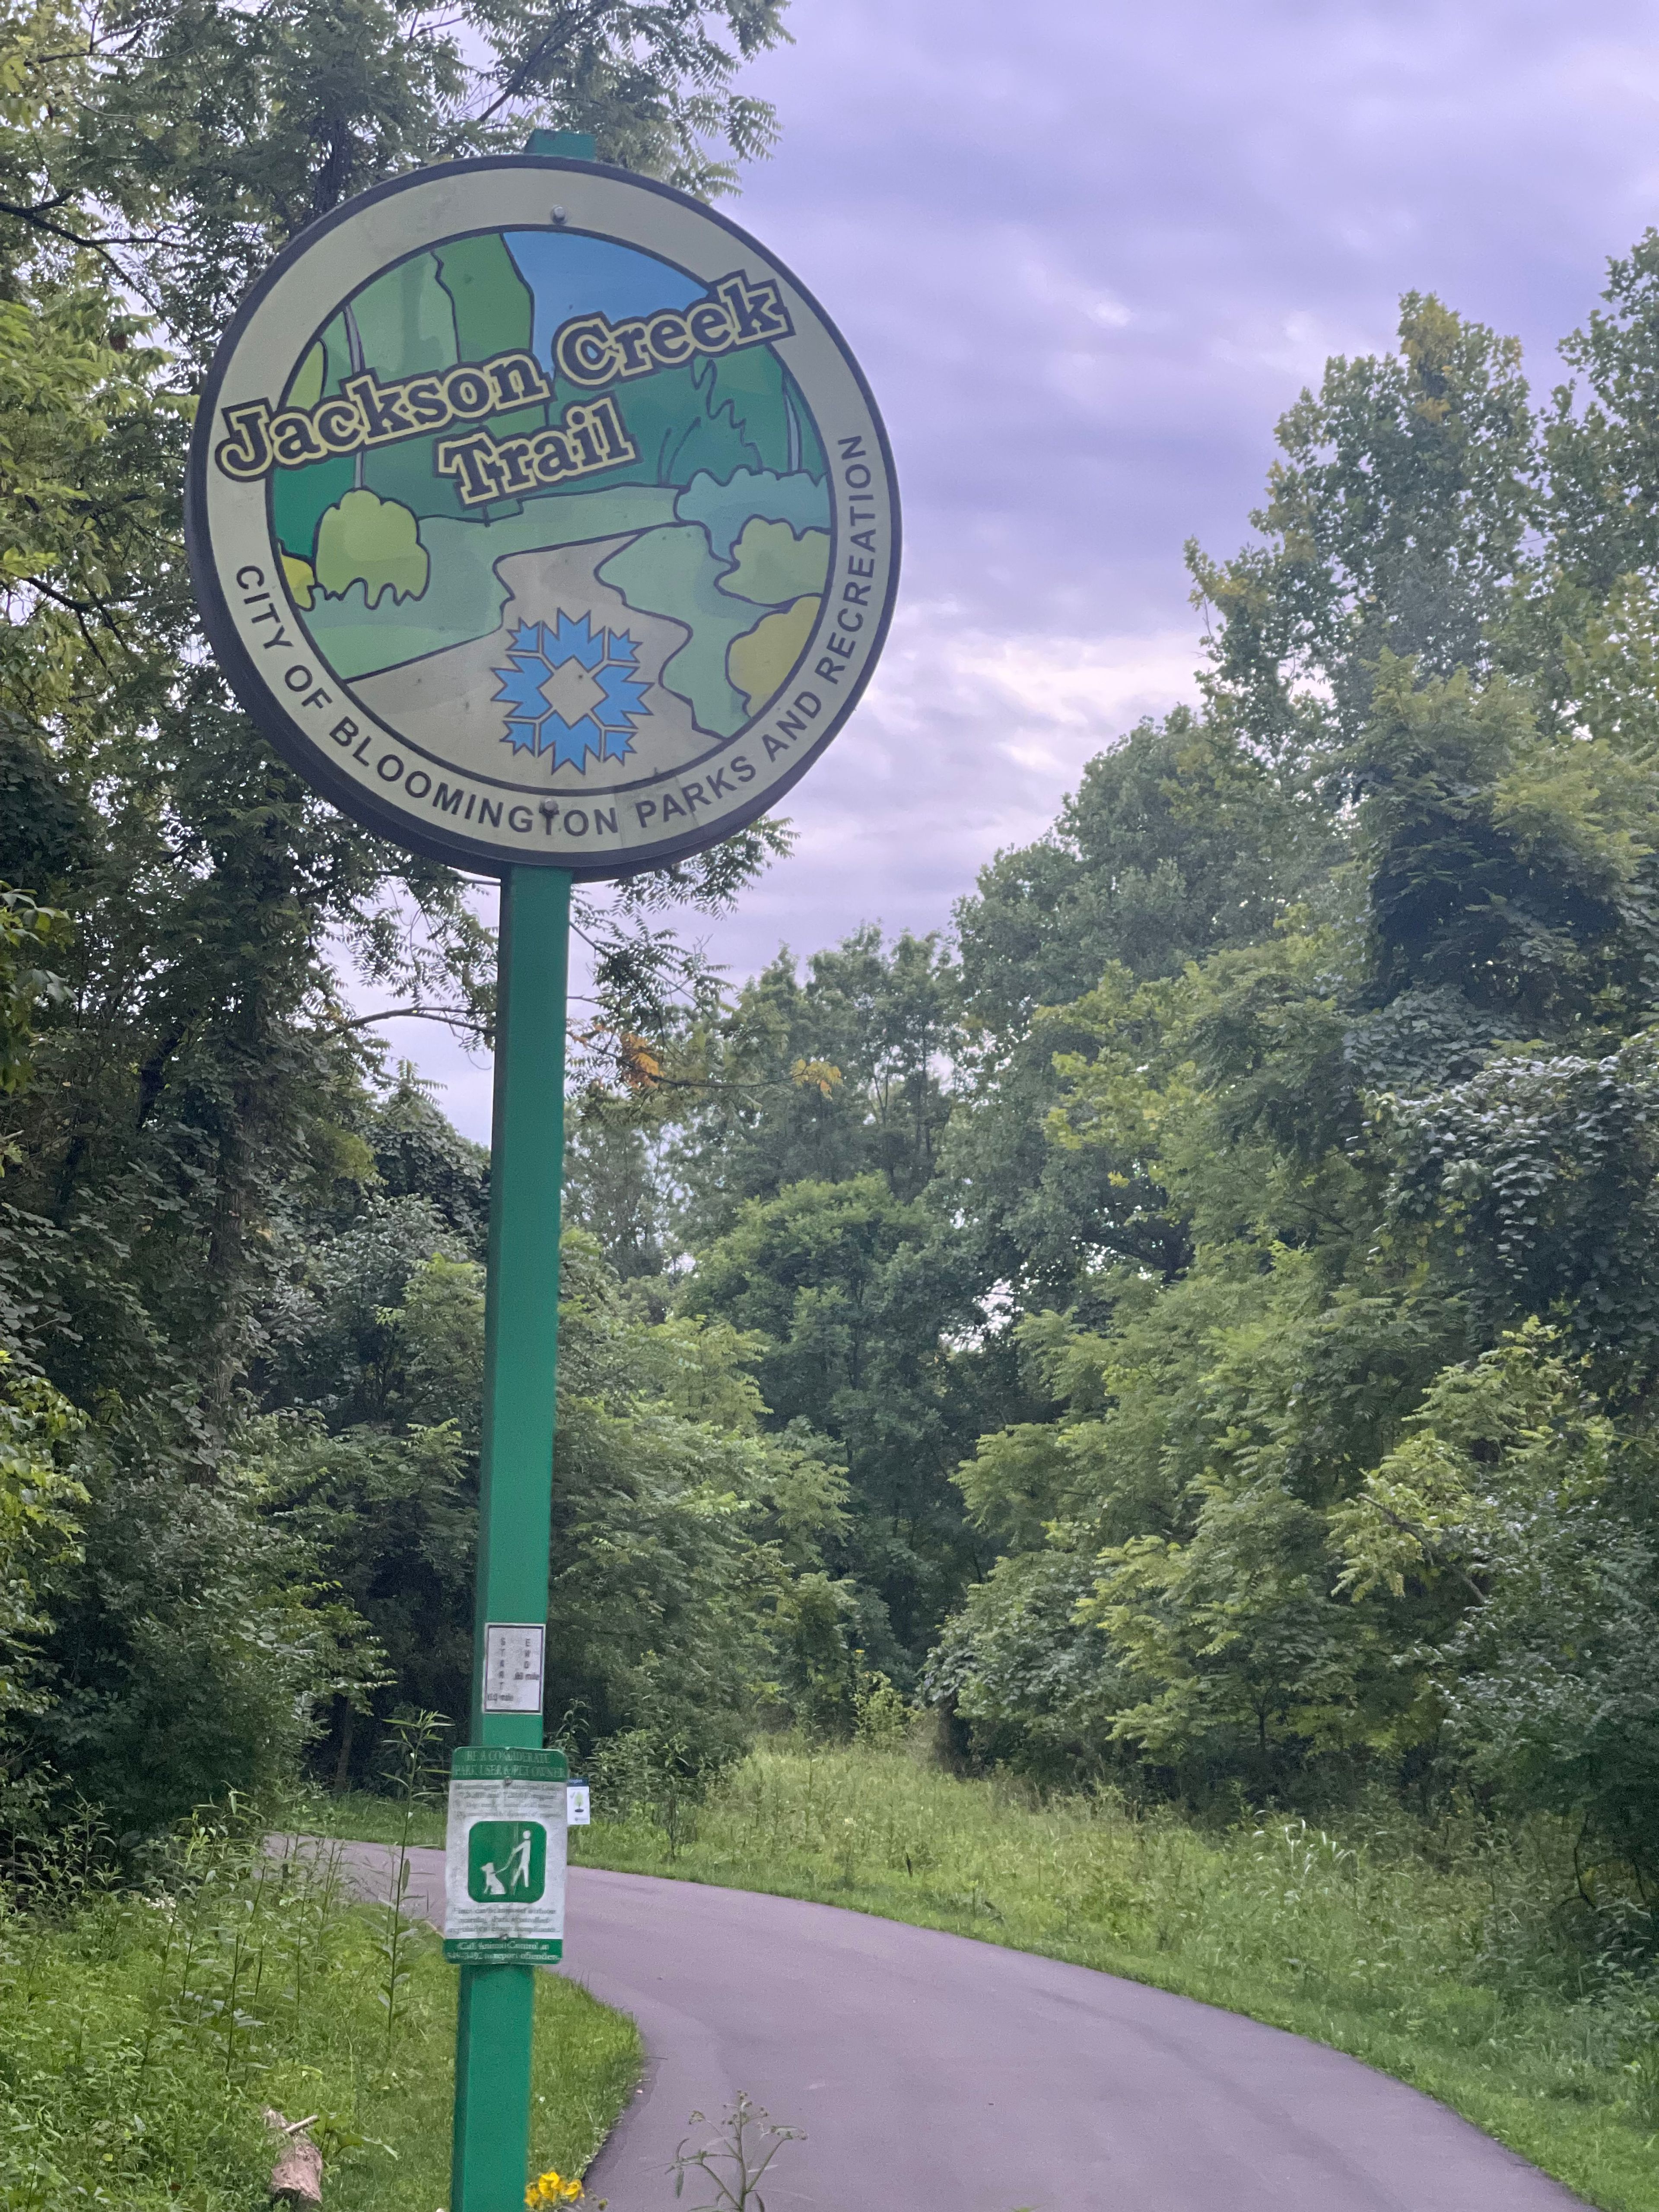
[
  {"left": 567, "top": 1781, "right": 591, "bottom": 1827},
  {"left": 482, "top": 1621, "right": 545, "bottom": 1713}
]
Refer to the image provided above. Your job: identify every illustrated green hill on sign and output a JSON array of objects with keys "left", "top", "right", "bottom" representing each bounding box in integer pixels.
[{"left": 186, "top": 159, "right": 899, "bottom": 880}]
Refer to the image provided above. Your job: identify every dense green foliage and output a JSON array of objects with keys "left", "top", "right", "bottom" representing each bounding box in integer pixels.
[
  {"left": 0, "top": 0, "right": 813, "bottom": 1837},
  {"left": 572, "top": 267, "right": 1659, "bottom": 1917},
  {"left": 911, "top": 277, "right": 1659, "bottom": 1891}
]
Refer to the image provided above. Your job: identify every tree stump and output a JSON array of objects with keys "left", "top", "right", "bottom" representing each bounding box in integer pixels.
[{"left": 264, "top": 2110, "right": 324, "bottom": 2208}]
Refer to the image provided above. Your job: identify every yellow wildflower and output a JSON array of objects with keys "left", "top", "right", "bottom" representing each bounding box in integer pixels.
[{"left": 526, "top": 2171, "right": 583, "bottom": 2205}]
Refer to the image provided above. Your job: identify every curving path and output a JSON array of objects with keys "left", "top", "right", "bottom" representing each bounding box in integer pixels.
[{"left": 339, "top": 1842, "right": 1585, "bottom": 2212}]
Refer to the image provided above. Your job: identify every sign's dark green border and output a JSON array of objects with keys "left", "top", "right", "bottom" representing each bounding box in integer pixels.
[{"left": 184, "top": 154, "right": 901, "bottom": 882}]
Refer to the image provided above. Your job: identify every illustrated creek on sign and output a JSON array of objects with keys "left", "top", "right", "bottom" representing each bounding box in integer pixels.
[{"left": 265, "top": 230, "right": 832, "bottom": 776}]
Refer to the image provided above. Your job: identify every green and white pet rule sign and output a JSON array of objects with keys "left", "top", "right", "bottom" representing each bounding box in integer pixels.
[
  {"left": 444, "top": 1747, "right": 569, "bottom": 1965},
  {"left": 185, "top": 140, "right": 898, "bottom": 2212}
]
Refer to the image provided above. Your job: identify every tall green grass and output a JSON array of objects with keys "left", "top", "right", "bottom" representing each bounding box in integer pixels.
[
  {"left": 579, "top": 1742, "right": 1658, "bottom": 2212},
  {"left": 309, "top": 1739, "right": 1659, "bottom": 2212},
  {"left": 0, "top": 1815, "right": 639, "bottom": 2211}
]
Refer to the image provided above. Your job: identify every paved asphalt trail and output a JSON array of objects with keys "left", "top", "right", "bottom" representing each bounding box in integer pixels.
[{"left": 338, "top": 1841, "right": 1585, "bottom": 2212}]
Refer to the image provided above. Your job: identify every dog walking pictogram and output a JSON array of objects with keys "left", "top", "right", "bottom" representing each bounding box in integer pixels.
[{"left": 466, "top": 1820, "right": 547, "bottom": 1904}]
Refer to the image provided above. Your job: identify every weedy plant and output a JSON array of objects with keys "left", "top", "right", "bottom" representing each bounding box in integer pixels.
[
  {"left": 588, "top": 1726, "right": 708, "bottom": 1860},
  {"left": 375, "top": 1707, "right": 451, "bottom": 2057},
  {"left": 672, "top": 2091, "right": 803, "bottom": 2212}
]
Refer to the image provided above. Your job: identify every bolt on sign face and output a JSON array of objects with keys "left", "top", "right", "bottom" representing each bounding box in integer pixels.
[{"left": 186, "top": 157, "right": 900, "bottom": 879}]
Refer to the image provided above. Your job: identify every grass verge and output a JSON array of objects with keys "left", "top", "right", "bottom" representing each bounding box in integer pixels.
[
  {"left": 0, "top": 1824, "right": 638, "bottom": 2211},
  {"left": 313, "top": 1742, "right": 1659, "bottom": 2212}
]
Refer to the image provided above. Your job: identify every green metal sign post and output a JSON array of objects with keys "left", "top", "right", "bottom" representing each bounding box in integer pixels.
[
  {"left": 451, "top": 135, "right": 588, "bottom": 2212},
  {"left": 184, "top": 117, "right": 899, "bottom": 2212},
  {"left": 452, "top": 862, "right": 571, "bottom": 2210}
]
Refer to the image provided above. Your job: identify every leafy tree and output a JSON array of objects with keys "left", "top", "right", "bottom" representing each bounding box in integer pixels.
[
  {"left": 668, "top": 925, "right": 960, "bottom": 1249},
  {"left": 0, "top": 1349, "right": 83, "bottom": 1743},
  {"left": 1539, "top": 231, "right": 1659, "bottom": 612},
  {"left": 235, "top": 1231, "right": 853, "bottom": 1789},
  {"left": 1189, "top": 292, "right": 1537, "bottom": 751},
  {"left": 564, "top": 1116, "right": 668, "bottom": 1280},
  {"left": 264, "top": 1198, "right": 474, "bottom": 1425},
  {"left": 259, "top": 1415, "right": 474, "bottom": 1788},
  {"left": 944, "top": 712, "right": 1335, "bottom": 1310},
  {"left": 368, "top": 1067, "right": 490, "bottom": 1252},
  {"left": 1379, "top": 1029, "right": 1659, "bottom": 1388},
  {"left": 27, "top": 1454, "right": 327, "bottom": 1835},
  {"left": 1347, "top": 660, "right": 1659, "bottom": 1038},
  {"left": 1335, "top": 1326, "right": 1659, "bottom": 1882},
  {"left": 683, "top": 1173, "right": 984, "bottom": 1655},
  {"left": 0, "top": 884, "right": 66, "bottom": 1099}
]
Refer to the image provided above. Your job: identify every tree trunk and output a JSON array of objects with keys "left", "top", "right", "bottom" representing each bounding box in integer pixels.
[
  {"left": 265, "top": 2112, "right": 323, "bottom": 2208},
  {"left": 331, "top": 1699, "right": 355, "bottom": 1793}
]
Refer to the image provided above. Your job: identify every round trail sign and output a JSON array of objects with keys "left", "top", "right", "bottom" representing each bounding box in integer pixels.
[{"left": 185, "top": 156, "right": 899, "bottom": 879}]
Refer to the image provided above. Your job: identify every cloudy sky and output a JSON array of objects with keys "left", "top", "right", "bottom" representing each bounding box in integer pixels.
[{"left": 382, "top": 0, "right": 1659, "bottom": 1138}]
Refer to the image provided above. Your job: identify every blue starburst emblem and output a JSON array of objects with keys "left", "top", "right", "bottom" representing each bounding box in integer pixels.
[{"left": 491, "top": 612, "right": 651, "bottom": 771}]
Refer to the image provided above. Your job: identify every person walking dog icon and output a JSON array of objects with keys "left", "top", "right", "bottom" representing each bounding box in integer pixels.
[
  {"left": 478, "top": 1826, "right": 537, "bottom": 1897},
  {"left": 503, "top": 1828, "right": 535, "bottom": 1893}
]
